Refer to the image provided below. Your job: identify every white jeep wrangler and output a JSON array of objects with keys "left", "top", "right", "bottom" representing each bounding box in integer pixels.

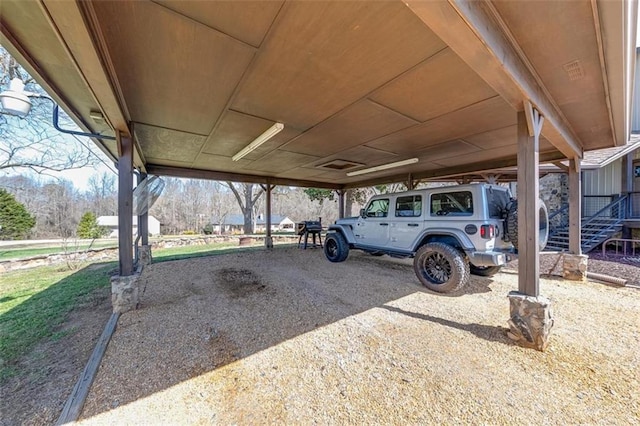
[{"left": 323, "top": 183, "right": 548, "bottom": 293}]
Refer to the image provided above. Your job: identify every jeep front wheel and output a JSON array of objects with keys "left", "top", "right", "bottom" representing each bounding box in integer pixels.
[
  {"left": 413, "top": 242, "right": 469, "bottom": 293},
  {"left": 324, "top": 232, "right": 349, "bottom": 262}
]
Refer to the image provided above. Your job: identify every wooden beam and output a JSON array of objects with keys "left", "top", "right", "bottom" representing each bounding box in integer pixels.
[
  {"left": 517, "top": 110, "right": 540, "bottom": 297},
  {"left": 552, "top": 161, "right": 569, "bottom": 172},
  {"left": 56, "top": 312, "right": 120, "bottom": 425},
  {"left": 117, "top": 132, "right": 134, "bottom": 276},
  {"left": 146, "top": 164, "right": 343, "bottom": 190},
  {"left": 404, "top": 0, "right": 583, "bottom": 160},
  {"left": 568, "top": 158, "right": 582, "bottom": 255}
]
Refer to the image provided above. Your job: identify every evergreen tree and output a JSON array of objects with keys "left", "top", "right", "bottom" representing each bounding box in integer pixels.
[
  {"left": 76, "top": 212, "right": 105, "bottom": 239},
  {"left": 0, "top": 189, "right": 35, "bottom": 240}
]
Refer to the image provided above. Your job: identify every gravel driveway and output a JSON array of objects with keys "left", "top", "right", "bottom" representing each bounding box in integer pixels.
[{"left": 78, "top": 247, "right": 639, "bottom": 424}]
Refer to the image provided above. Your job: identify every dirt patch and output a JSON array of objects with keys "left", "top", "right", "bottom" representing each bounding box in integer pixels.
[
  {"left": 0, "top": 286, "right": 112, "bottom": 426},
  {"left": 217, "top": 268, "right": 268, "bottom": 298}
]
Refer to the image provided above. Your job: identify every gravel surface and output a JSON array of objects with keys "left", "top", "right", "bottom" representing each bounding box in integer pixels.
[{"left": 78, "top": 247, "right": 639, "bottom": 424}]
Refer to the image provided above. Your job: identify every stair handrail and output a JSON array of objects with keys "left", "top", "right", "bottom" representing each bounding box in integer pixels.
[
  {"left": 581, "top": 194, "right": 628, "bottom": 227},
  {"left": 548, "top": 203, "right": 569, "bottom": 221}
]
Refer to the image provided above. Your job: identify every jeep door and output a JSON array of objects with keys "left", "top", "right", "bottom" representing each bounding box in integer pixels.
[
  {"left": 355, "top": 197, "right": 390, "bottom": 247},
  {"left": 390, "top": 194, "right": 424, "bottom": 250}
]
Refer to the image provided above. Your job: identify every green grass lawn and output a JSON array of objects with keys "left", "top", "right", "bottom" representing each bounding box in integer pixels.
[
  {"left": 0, "top": 241, "right": 294, "bottom": 382},
  {"left": 0, "top": 241, "right": 118, "bottom": 261},
  {"left": 0, "top": 262, "right": 115, "bottom": 381}
]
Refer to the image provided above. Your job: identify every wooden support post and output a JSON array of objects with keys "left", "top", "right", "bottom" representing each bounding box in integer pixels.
[
  {"left": 406, "top": 174, "right": 415, "bottom": 190},
  {"left": 568, "top": 159, "right": 582, "bottom": 255},
  {"left": 265, "top": 184, "right": 274, "bottom": 249},
  {"left": 137, "top": 172, "right": 149, "bottom": 246},
  {"left": 117, "top": 132, "right": 134, "bottom": 276},
  {"left": 517, "top": 108, "right": 542, "bottom": 297},
  {"left": 337, "top": 190, "right": 345, "bottom": 219}
]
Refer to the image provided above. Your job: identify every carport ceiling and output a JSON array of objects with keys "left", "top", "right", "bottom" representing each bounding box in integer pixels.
[{"left": 0, "top": 1, "right": 633, "bottom": 189}]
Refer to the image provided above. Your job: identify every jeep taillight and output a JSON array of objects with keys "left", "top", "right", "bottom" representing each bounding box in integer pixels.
[{"left": 480, "top": 224, "right": 495, "bottom": 239}]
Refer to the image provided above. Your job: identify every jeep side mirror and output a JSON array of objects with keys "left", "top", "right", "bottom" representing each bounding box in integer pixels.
[{"left": 360, "top": 208, "right": 366, "bottom": 218}]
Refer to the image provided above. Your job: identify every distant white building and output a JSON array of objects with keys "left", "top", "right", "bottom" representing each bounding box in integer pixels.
[
  {"left": 97, "top": 216, "right": 161, "bottom": 238},
  {"left": 209, "top": 214, "right": 295, "bottom": 234}
]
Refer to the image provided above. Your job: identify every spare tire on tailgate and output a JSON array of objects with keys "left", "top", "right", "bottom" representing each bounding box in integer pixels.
[{"left": 505, "top": 199, "right": 549, "bottom": 251}]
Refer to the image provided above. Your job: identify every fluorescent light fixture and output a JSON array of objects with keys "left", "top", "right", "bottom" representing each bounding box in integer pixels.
[
  {"left": 232, "top": 122, "right": 284, "bottom": 161},
  {"left": 346, "top": 158, "right": 419, "bottom": 177}
]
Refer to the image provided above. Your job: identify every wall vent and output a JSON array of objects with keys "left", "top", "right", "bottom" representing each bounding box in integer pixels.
[
  {"left": 317, "top": 159, "right": 364, "bottom": 171},
  {"left": 563, "top": 60, "right": 584, "bottom": 81}
]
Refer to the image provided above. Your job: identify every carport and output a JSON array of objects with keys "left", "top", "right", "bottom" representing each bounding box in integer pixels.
[{"left": 0, "top": 0, "right": 636, "bottom": 350}]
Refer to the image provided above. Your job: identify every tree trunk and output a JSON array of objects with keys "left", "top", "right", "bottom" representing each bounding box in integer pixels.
[
  {"left": 243, "top": 187, "right": 254, "bottom": 234},
  {"left": 226, "top": 182, "right": 263, "bottom": 235},
  {"left": 345, "top": 190, "right": 354, "bottom": 217}
]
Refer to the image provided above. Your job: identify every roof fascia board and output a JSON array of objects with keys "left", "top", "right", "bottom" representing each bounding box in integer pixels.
[
  {"left": 404, "top": 0, "right": 583, "bottom": 160},
  {"left": 596, "top": 0, "right": 636, "bottom": 146}
]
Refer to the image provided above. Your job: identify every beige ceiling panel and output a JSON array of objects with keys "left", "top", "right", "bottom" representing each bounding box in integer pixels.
[
  {"left": 370, "top": 48, "right": 497, "bottom": 122},
  {"left": 494, "top": 1, "right": 603, "bottom": 106},
  {"left": 367, "top": 96, "right": 515, "bottom": 154},
  {"left": 416, "top": 139, "right": 481, "bottom": 162},
  {"left": 249, "top": 150, "right": 320, "bottom": 173},
  {"left": 92, "top": 1, "right": 255, "bottom": 135},
  {"left": 284, "top": 100, "right": 417, "bottom": 157},
  {"left": 560, "top": 93, "right": 614, "bottom": 151},
  {"left": 433, "top": 145, "right": 519, "bottom": 167},
  {"left": 201, "top": 111, "right": 299, "bottom": 159},
  {"left": 155, "top": 0, "right": 283, "bottom": 47},
  {"left": 231, "top": 1, "right": 445, "bottom": 129},
  {"left": 493, "top": 1, "right": 611, "bottom": 150},
  {"left": 134, "top": 123, "right": 206, "bottom": 163},
  {"left": 145, "top": 158, "right": 193, "bottom": 168},
  {"left": 192, "top": 153, "right": 254, "bottom": 173},
  {"left": 307, "top": 146, "right": 399, "bottom": 169},
  {"left": 462, "top": 126, "right": 516, "bottom": 149}
]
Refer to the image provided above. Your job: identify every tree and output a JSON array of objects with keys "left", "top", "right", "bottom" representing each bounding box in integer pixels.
[
  {"left": 225, "top": 182, "right": 264, "bottom": 234},
  {"left": 0, "top": 188, "right": 35, "bottom": 239},
  {"left": 1, "top": 46, "right": 98, "bottom": 175},
  {"left": 76, "top": 212, "right": 106, "bottom": 239}
]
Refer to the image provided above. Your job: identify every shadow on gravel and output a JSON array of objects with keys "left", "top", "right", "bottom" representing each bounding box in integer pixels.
[{"left": 380, "top": 305, "right": 513, "bottom": 346}]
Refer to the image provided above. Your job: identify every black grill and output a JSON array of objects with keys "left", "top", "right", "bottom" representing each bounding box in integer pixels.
[
  {"left": 297, "top": 219, "right": 323, "bottom": 249},
  {"left": 297, "top": 220, "right": 322, "bottom": 235}
]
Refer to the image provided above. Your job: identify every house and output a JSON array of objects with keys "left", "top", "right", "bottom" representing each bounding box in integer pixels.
[
  {"left": 97, "top": 216, "right": 161, "bottom": 238},
  {"left": 209, "top": 214, "right": 295, "bottom": 235}
]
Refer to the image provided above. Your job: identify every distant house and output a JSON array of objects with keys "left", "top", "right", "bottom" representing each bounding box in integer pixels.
[
  {"left": 209, "top": 214, "right": 295, "bottom": 234},
  {"left": 97, "top": 215, "right": 161, "bottom": 238}
]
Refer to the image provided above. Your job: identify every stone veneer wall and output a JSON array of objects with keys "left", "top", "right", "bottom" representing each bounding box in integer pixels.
[
  {"left": 0, "top": 235, "right": 299, "bottom": 273},
  {"left": 539, "top": 173, "right": 568, "bottom": 214}
]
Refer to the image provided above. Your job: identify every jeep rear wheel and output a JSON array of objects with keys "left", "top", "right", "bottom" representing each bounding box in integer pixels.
[
  {"left": 413, "top": 242, "right": 469, "bottom": 293},
  {"left": 324, "top": 232, "right": 349, "bottom": 262},
  {"left": 469, "top": 264, "right": 502, "bottom": 277}
]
